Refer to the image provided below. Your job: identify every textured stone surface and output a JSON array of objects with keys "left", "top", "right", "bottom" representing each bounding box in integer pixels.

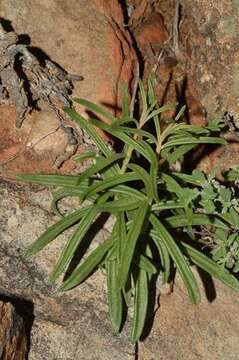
[
  {"left": 180, "top": 0, "right": 239, "bottom": 120},
  {"left": 0, "top": 301, "right": 27, "bottom": 359},
  {"left": 139, "top": 272, "right": 239, "bottom": 360},
  {"left": 0, "top": 180, "right": 133, "bottom": 359},
  {"left": 0, "top": 0, "right": 136, "bottom": 178}
]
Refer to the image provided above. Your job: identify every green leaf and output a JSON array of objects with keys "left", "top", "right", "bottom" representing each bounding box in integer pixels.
[
  {"left": 109, "top": 185, "right": 147, "bottom": 201},
  {"left": 130, "top": 269, "right": 148, "bottom": 343},
  {"left": 118, "top": 202, "right": 149, "bottom": 289},
  {"left": 175, "top": 105, "right": 186, "bottom": 121},
  {"left": 73, "top": 151, "right": 97, "bottom": 163},
  {"left": 152, "top": 200, "right": 185, "bottom": 212},
  {"left": 74, "top": 98, "right": 117, "bottom": 124},
  {"left": 166, "top": 214, "right": 229, "bottom": 229},
  {"left": 162, "top": 136, "right": 226, "bottom": 149},
  {"left": 138, "top": 79, "right": 147, "bottom": 112},
  {"left": 51, "top": 188, "right": 84, "bottom": 216},
  {"left": 138, "top": 254, "right": 157, "bottom": 274},
  {"left": 59, "top": 237, "right": 115, "bottom": 291},
  {"left": 89, "top": 119, "right": 152, "bottom": 162},
  {"left": 97, "top": 198, "right": 142, "bottom": 213},
  {"left": 167, "top": 144, "right": 196, "bottom": 164},
  {"left": 147, "top": 75, "right": 161, "bottom": 140},
  {"left": 161, "top": 173, "right": 182, "bottom": 194},
  {"left": 48, "top": 205, "right": 99, "bottom": 283},
  {"left": 76, "top": 153, "right": 124, "bottom": 185},
  {"left": 83, "top": 172, "right": 141, "bottom": 199},
  {"left": 17, "top": 173, "right": 79, "bottom": 187},
  {"left": 117, "top": 212, "right": 127, "bottom": 265},
  {"left": 117, "top": 127, "right": 157, "bottom": 144},
  {"left": 172, "top": 171, "right": 206, "bottom": 187},
  {"left": 24, "top": 207, "right": 89, "bottom": 258},
  {"left": 146, "top": 103, "right": 177, "bottom": 122},
  {"left": 151, "top": 231, "right": 171, "bottom": 284},
  {"left": 150, "top": 214, "right": 201, "bottom": 304},
  {"left": 128, "top": 164, "right": 154, "bottom": 202},
  {"left": 106, "top": 259, "right": 123, "bottom": 332},
  {"left": 119, "top": 81, "right": 130, "bottom": 119},
  {"left": 181, "top": 242, "right": 239, "bottom": 291},
  {"left": 123, "top": 275, "right": 132, "bottom": 307},
  {"left": 64, "top": 108, "right": 115, "bottom": 163}
]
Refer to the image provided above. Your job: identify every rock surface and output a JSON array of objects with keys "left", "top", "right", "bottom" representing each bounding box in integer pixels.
[
  {"left": 0, "top": 0, "right": 136, "bottom": 178},
  {"left": 0, "top": 180, "right": 133, "bottom": 359},
  {"left": 140, "top": 272, "right": 239, "bottom": 360},
  {"left": 0, "top": 301, "right": 27, "bottom": 359},
  {"left": 181, "top": 0, "right": 239, "bottom": 121}
]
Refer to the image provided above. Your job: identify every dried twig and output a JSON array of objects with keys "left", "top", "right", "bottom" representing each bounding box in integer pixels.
[
  {"left": 130, "top": 61, "right": 140, "bottom": 118},
  {"left": 0, "top": 22, "right": 82, "bottom": 128},
  {"left": 172, "top": 0, "right": 180, "bottom": 54}
]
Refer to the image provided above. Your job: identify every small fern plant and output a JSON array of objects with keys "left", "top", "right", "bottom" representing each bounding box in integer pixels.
[{"left": 18, "top": 77, "right": 239, "bottom": 343}]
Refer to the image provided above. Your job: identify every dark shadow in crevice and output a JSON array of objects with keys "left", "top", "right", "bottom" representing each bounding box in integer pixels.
[
  {"left": 0, "top": 294, "right": 34, "bottom": 359},
  {"left": 118, "top": 1, "right": 144, "bottom": 78},
  {"left": 175, "top": 75, "right": 190, "bottom": 122}
]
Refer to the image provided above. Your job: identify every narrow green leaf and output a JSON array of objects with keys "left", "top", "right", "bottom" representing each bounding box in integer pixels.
[
  {"left": 128, "top": 164, "right": 154, "bottom": 202},
  {"left": 146, "top": 103, "right": 177, "bottom": 122},
  {"left": 73, "top": 151, "right": 97, "bottom": 163},
  {"left": 17, "top": 173, "right": 79, "bottom": 187},
  {"left": 59, "top": 237, "right": 114, "bottom": 291},
  {"left": 106, "top": 259, "right": 123, "bottom": 332},
  {"left": 63, "top": 108, "right": 115, "bottom": 162},
  {"left": 24, "top": 207, "right": 89, "bottom": 258},
  {"left": 138, "top": 79, "right": 147, "bottom": 112},
  {"left": 109, "top": 185, "right": 147, "bottom": 201},
  {"left": 76, "top": 153, "right": 124, "bottom": 185},
  {"left": 147, "top": 75, "right": 161, "bottom": 139},
  {"left": 152, "top": 200, "right": 185, "bottom": 212},
  {"left": 118, "top": 127, "right": 157, "bottom": 144},
  {"left": 171, "top": 172, "right": 204, "bottom": 187},
  {"left": 117, "top": 212, "right": 126, "bottom": 266},
  {"left": 89, "top": 119, "right": 152, "bottom": 162},
  {"left": 123, "top": 274, "right": 132, "bottom": 307},
  {"left": 118, "top": 202, "right": 149, "bottom": 289},
  {"left": 150, "top": 214, "right": 201, "bottom": 304},
  {"left": 181, "top": 242, "right": 239, "bottom": 291},
  {"left": 175, "top": 105, "right": 186, "bottom": 121},
  {"left": 97, "top": 198, "right": 142, "bottom": 213},
  {"left": 74, "top": 98, "right": 117, "bottom": 124},
  {"left": 130, "top": 269, "right": 148, "bottom": 343},
  {"left": 161, "top": 173, "right": 182, "bottom": 194},
  {"left": 119, "top": 81, "right": 130, "bottom": 119},
  {"left": 166, "top": 214, "right": 229, "bottom": 229},
  {"left": 51, "top": 188, "right": 83, "bottom": 216},
  {"left": 151, "top": 231, "right": 171, "bottom": 284},
  {"left": 48, "top": 205, "right": 99, "bottom": 283},
  {"left": 166, "top": 144, "right": 196, "bottom": 164},
  {"left": 83, "top": 172, "right": 141, "bottom": 199},
  {"left": 138, "top": 255, "right": 157, "bottom": 274},
  {"left": 162, "top": 136, "right": 226, "bottom": 149}
]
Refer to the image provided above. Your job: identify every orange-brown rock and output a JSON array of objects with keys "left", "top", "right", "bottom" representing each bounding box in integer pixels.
[
  {"left": 0, "top": 302, "right": 27, "bottom": 360},
  {"left": 0, "top": 0, "right": 136, "bottom": 179}
]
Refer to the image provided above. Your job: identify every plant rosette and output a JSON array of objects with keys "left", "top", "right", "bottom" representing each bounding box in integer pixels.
[{"left": 17, "top": 76, "right": 239, "bottom": 343}]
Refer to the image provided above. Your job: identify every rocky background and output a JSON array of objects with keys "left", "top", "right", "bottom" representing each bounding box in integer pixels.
[{"left": 0, "top": 1, "right": 239, "bottom": 359}]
